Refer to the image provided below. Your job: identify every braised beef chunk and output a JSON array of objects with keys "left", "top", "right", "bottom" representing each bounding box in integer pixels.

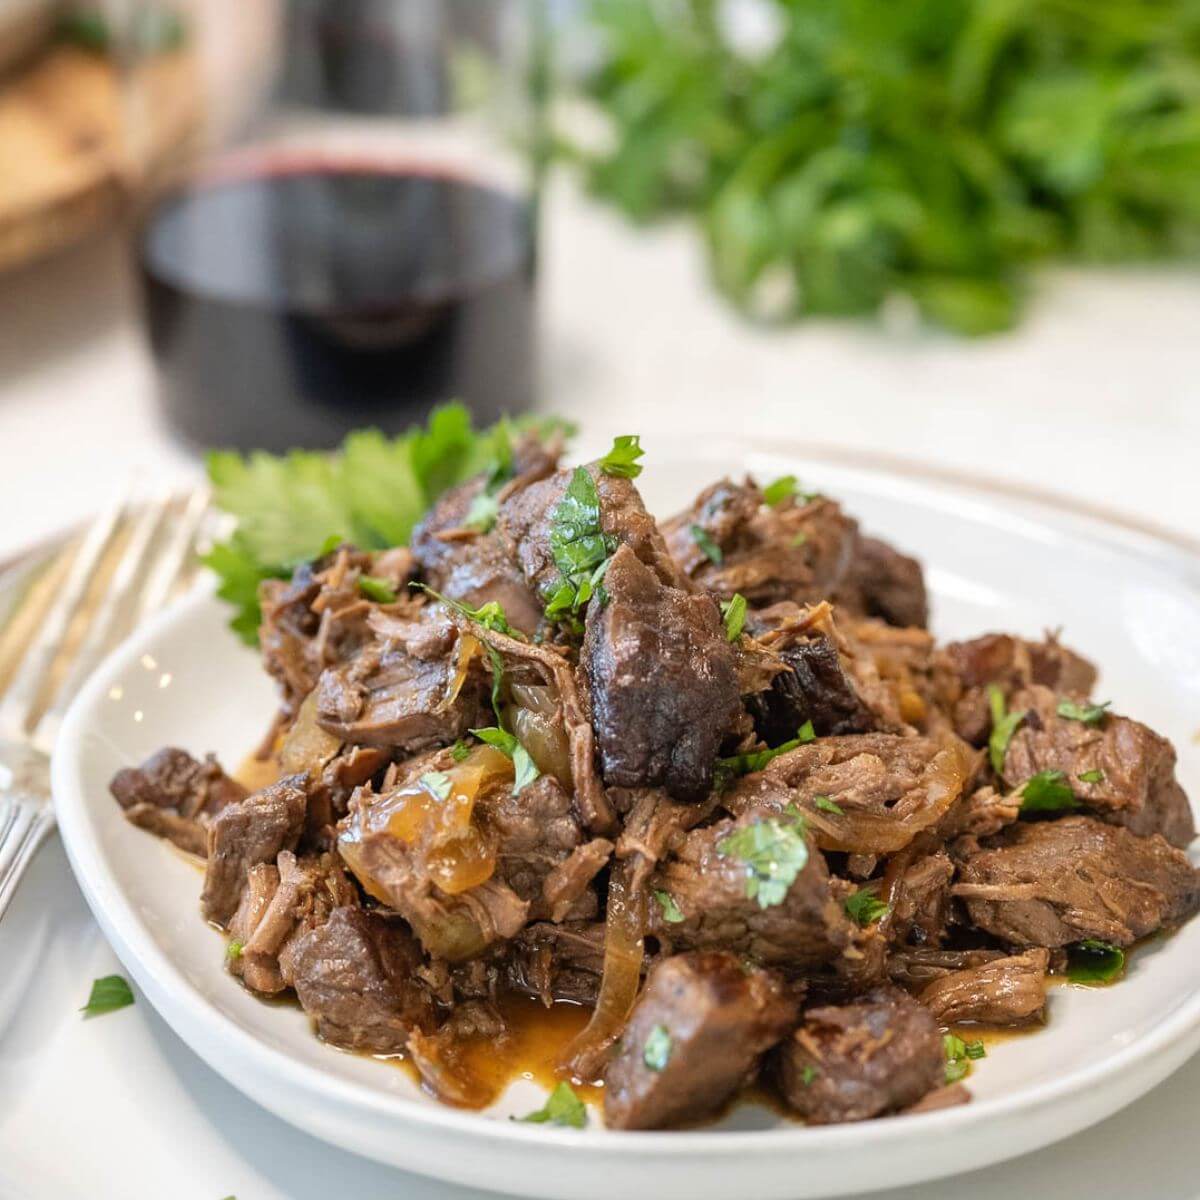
[
  {"left": 315, "top": 606, "right": 489, "bottom": 751},
  {"left": 1001, "top": 684, "right": 1194, "bottom": 847},
  {"left": 604, "top": 952, "right": 797, "bottom": 1130},
  {"left": 110, "top": 747, "right": 247, "bottom": 857},
  {"left": 497, "top": 463, "right": 687, "bottom": 598},
  {"left": 889, "top": 851, "right": 954, "bottom": 947},
  {"left": 290, "top": 908, "right": 435, "bottom": 1054},
  {"left": 954, "top": 816, "right": 1200, "bottom": 947},
  {"left": 583, "top": 544, "right": 740, "bottom": 800},
  {"left": 917, "top": 949, "right": 1049, "bottom": 1026},
  {"left": 938, "top": 633, "right": 1097, "bottom": 745},
  {"left": 410, "top": 477, "right": 544, "bottom": 636},
  {"left": 508, "top": 921, "right": 606, "bottom": 1006},
  {"left": 200, "top": 773, "right": 308, "bottom": 927},
  {"left": 647, "top": 813, "right": 851, "bottom": 968},
  {"left": 745, "top": 633, "right": 876, "bottom": 744},
  {"left": 661, "top": 478, "right": 859, "bottom": 608},
  {"left": 836, "top": 536, "right": 929, "bottom": 629},
  {"left": 777, "top": 986, "right": 944, "bottom": 1123}
]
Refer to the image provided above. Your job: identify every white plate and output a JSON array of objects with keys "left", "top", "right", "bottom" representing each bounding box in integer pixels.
[{"left": 51, "top": 442, "right": 1200, "bottom": 1200}]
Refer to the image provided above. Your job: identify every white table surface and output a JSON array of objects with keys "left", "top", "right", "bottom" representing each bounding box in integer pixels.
[{"left": 1, "top": 178, "right": 1199, "bottom": 1200}]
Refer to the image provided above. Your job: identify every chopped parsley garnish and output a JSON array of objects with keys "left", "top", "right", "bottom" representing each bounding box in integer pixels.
[
  {"left": 814, "top": 795, "right": 843, "bottom": 815},
  {"left": 943, "top": 1033, "right": 984, "bottom": 1083},
  {"left": 450, "top": 739, "right": 471, "bottom": 763},
  {"left": 410, "top": 583, "right": 517, "bottom": 636},
  {"left": 721, "top": 593, "right": 747, "bottom": 642},
  {"left": 1019, "top": 769, "right": 1078, "bottom": 813},
  {"left": 987, "top": 684, "right": 1026, "bottom": 777},
  {"left": 470, "top": 727, "right": 541, "bottom": 795},
  {"left": 643, "top": 1024, "right": 672, "bottom": 1072},
  {"left": 690, "top": 524, "right": 723, "bottom": 564},
  {"left": 717, "top": 814, "right": 809, "bottom": 908},
  {"left": 226, "top": 939, "right": 244, "bottom": 961},
  {"left": 762, "top": 475, "right": 797, "bottom": 506},
  {"left": 1057, "top": 698, "right": 1111, "bottom": 726},
  {"left": 844, "top": 886, "right": 888, "bottom": 926},
  {"left": 515, "top": 1081, "right": 588, "bottom": 1128},
  {"left": 717, "top": 722, "right": 816, "bottom": 780},
  {"left": 801, "top": 1064, "right": 819, "bottom": 1086},
  {"left": 544, "top": 467, "right": 617, "bottom": 621},
  {"left": 653, "top": 889, "right": 685, "bottom": 924},
  {"left": 357, "top": 575, "right": 398, "bottom": 604},
  {"left": 1077, "top": 768, "right": 1105, "bottom": 784},
  {"left": 81, "top": 974, "right": 134, "bottom": 1017},
  {"left": 790, "top": 531, "right": 808, "bottom": 548},
  {"left": 597, "top": 434, "right": 645, "bottom": 478},
  {"left": 462, "top": 438, "right": 517, "bottom": 534},
  {"left": 420, "top": 771, "right": 453, "bottom": 800},
  {"left": 463, "top": 490, "right": 500, "bottom": 534},
  {"left": 1067, "top": 939, "right": 1125, "bottom": 985}
]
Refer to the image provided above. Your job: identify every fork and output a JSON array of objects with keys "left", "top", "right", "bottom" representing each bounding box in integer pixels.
[{"left": 0, "top": 489, "right": 211, "bottom": 921}]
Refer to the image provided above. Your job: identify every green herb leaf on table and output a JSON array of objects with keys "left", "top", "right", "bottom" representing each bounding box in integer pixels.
[
  {"left": 1057, "top": 698, "right": 1111, "bottom": 726},
  {"left": 597, "top": 434, "right": 645, "bottom": 478},
  {"left": 721, "top": 593, "right": 747, "bottom": 642},
  {"left": 81, "top": 974, "right": 134, "bottom": 1017},
  {"left": 1020, "top": 769, "right": 1078, "bottom": 814},
  {"left": 690, "top": 524, "right": 723, "bottom": 564},
  {"left": 844, "top": 887, "right": 888, "bottom": 926},
  {"left": 717, "top": 814, "right": 809, "bottom": 908},
  {"left": 653, "top": 889, "right": 685, "bottom": 924},
  {"left": 1067, "top": 939, "right": 1125, "bottom": 985},
  {"left": 515, "top": 1081, "right": 588, "bottom": 1128},
  {"left": 643, "top": 1024, "right": 672, "bottom": 1072},
  {"left": 987, "top": 684, "right": 1026, "bottom": 778}
]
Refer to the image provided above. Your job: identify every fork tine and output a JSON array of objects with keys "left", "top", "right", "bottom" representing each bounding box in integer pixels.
[
  {"left": 32, "top": 495, "right": 174, "bottom": 750},
  {"left": 0, "top": 496, "right": 127, "bottom": 742},
  {"left": 134, "top": 488, "right": 210, "bottom": 624}
]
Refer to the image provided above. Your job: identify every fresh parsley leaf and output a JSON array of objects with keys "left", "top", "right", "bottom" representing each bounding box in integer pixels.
[
  {"left": 814, "top": 795, "right": 843, "bottom": 815},
  {"left": 515, "top": 1081, "right": 587, "bottom": 1128},
  {"left": 420, "top": 771, "right": 453, "bottom": 801},
  {"left": 1057, "top": 698, "right": 1111, "bottom": 726},
  {"left": 987, "top": 684, "right": 1026, "bottom": 778},
  {"left": 450, "top": 739, "right": 471, "bottom": 763},
  {"left": 790, "top": 531, "right": 808, "bottom": 548},
  {"left": 410, "top": 583, "right": 517, "bottom": 636},
  {"left": 761, "top": 475, "right": 797, "bottom": 506},
  {"left": 844, "top": 887, "right": 888, "bottom": 926},
  {"left": 1020, "top": 769, "right": 1078, "bottom": 813},
  {"left": 358, "top": 575, "right": 397, "bottom": 604},
  {"left": 544, "top": 467, "right": 616, "bottom": 621},
  {"left": 643, "top": 1024, "right": 672, "bottom": 1072},
  {"left": 717, "top": 722, "right": 815, "bottom": 779},
  {"left": 1077, "top": 768, "right": 1105, "bottom": 784},
  {"left": 717, "top": 815, "right": 809, "bottom": 908},
  {"left": 690, "top": 524, "right": 723, "bottom": 564},
  {"left": 653, "top": 889, "right": 685, "bottom": 924},
  {"left": 1067, "top": 939, "right": 1125, "bottom": 985},
  {"left": 597, "top": 434, "right": 645, "bottom": 478},
  {"left": 463, "top": 489, "right": 500, "bottom": 534},
  {"left": 801, "top": 1065, "right": 819, "bottom": 1086},
  {"left": 721, "top": 593, "right": 747, "bottom": 642},
  {"left": 470, "top": 727, "right": 541, "bottom": 795},
  {"left": 226, "top": 940, "right": 243, "bottom": 961},
  {"left": 964, "top": 1040, "right": 987, "bottom": 1060},
  {"left": 205, "top": 405, "right": 563, "bottom": 643},
  {"left": 81, "top": 974, "right": 134, "bottom": 1017}
]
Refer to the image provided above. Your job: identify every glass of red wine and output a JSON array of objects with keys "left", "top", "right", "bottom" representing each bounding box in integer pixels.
[{"left": 125, "top": 0, "right": 546, "bottom": 451}]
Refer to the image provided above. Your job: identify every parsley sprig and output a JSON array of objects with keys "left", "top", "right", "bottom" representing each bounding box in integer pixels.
[
  {"left": 471, "top": 727, "right": 541, "bottom": 795},
  {"left": 717, "top": 812, "right": 809, "bottom": 908},
  {"left": 544, "top": 467, "right": 617, "bottom": 622},
  {"left": 1019, "top": 769, "right": 1079, "bottom": 814},
  {"left": 987, "top": 684, "right": 1025, "bottom": 778}
]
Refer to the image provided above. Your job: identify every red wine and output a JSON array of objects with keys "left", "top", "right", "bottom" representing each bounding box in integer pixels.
[{"left": 137, "top": 162, "right": 536, "bottom": 451}]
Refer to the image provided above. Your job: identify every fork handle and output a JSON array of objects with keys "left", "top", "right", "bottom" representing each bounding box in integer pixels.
[{"left": 0, "top": 799, "right": 56, "bottom": 922}]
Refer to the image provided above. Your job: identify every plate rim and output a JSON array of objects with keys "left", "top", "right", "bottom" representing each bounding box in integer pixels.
[{"left": 47, "top": 444, "right": 1200, "bottom": 1174}]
